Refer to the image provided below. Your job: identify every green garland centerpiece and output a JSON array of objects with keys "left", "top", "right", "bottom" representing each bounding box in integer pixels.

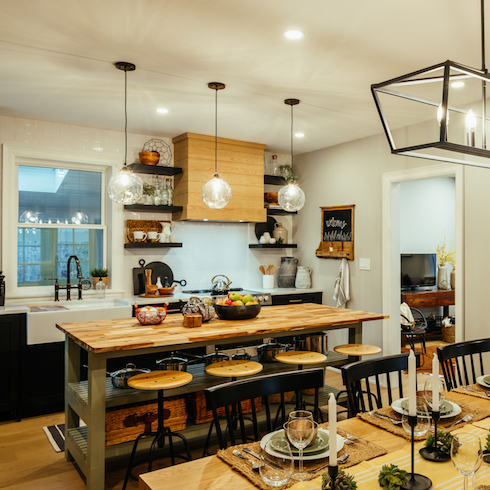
[
  {"left": 378, "top": 464, "right": 408, "bottom": 490},
  {"left": 321, "top": 470, "right": 357, "bottom": 490}
]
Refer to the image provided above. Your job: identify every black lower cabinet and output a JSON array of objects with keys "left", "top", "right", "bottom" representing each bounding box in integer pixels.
[
  {"left": 0, "top": 314, "right": 26, "bottom": 421},
  {"left": 272, "top": 291, "right": 323, "bottom": 305}
]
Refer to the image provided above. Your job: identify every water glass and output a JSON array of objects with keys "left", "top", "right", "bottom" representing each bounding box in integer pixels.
[
  {"left": 452, "top": 432, "right": 482, "bottom": 490},
  {"left": 423, "top": 377, "right": 447, "bottom": 412},
  {"left": 401, "top": 402, "right": 431, "bottom": 437},
  {"left": 288, "top": 410, "right": 314, "bottom": 423},
  {"left": 472, "top": 466, "right": 490, "bottom": 490},
  {"left": 259, "top": 439, "right": 294, "bottom": 487},
  {"left": 284, "top": 419, "right": 317, "bottom": 481}
]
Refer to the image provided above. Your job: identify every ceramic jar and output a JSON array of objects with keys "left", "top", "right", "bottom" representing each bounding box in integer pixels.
[
  {"left": 278, "top": 257, "right": 298, "bottom": 288},
  {"left": 437, "top": 264, "right": 449, "bottom": 290},
  {"left": 273, "top": 222, "right": 288, "bottom": 244},
  {"left": 295, "top": 266, "right": 312, "bottom": 289}
]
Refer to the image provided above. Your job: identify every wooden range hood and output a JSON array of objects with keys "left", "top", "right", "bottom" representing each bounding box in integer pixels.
[{"left": 172, "top": 132, "right": 267, "bottom": 222}]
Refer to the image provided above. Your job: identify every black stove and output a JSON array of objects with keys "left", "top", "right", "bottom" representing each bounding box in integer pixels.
[{"left": 182, "top": 287, "right": 272, "bottom": 305}]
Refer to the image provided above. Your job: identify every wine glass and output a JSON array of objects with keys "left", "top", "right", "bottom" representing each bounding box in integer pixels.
[
  {"left": 402, "top": 401, "right": 431, "bottom": 437},
  {"left": 284, "top": 419, "right": 317, "bottom": 481},
  {"left": 259, "top": 439, "right": 295, "bottom": 487},
  {"left": 472, "top": 467, "right": 490, "bottom": 490},
  {"left": 452, "top": 432, "right": 482, "bottom": 490},
  {"left": 423, "top": 377, "right": 447, "bottom": 412},
  {"left": 288, "top": 410, "right": 314, "bottom": 423}
]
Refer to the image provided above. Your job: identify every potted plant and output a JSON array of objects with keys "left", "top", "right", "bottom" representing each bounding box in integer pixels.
[
  {"left": 141, "top": 182, "right": 155, "bottom": 205},
  {"left": 90, "top": 267, "right": 109, "bottom": 289}
]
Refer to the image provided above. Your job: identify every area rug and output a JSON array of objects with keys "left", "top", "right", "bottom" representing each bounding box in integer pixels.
[{"left": 43, "top": 424, "right": 65, "bottom": 452}]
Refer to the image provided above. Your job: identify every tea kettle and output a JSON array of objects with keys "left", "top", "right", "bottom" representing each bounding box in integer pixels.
[{"left": 211, "top": 274, "right": 232, "bottom": 294}]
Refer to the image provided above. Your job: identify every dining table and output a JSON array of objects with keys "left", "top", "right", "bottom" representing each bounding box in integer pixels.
[{"left": 138, "top": 390, "right": 490, "bottom": 490}]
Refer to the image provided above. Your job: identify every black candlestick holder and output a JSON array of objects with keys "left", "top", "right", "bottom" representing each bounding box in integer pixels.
[
  {"left": 329, "top": 464, "right": 338, "bottom": 490},
  {"left": 419, "top": 410, "right": 450, "bottom": 462},
  {"left": 401, "top": 414, "right": 432, "bottom": 490}
]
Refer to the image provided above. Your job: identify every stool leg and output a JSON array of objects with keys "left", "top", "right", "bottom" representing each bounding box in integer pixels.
[
  {"left": 295, "top": 364, "right": 304, "bottom": 410},
  {"left": 123, "top": 431, "right": 154, "bottom": 490},
  {"left": 202, "top": 419, "right": 215, "bottom": 457},
  {"left": 148, "top": 431, "right": 165, "bottom": 473}
]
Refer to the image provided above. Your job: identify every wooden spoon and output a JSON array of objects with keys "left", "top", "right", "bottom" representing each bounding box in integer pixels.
[{"left": 259, "top": 265, "right": 266, "bottom": 275}]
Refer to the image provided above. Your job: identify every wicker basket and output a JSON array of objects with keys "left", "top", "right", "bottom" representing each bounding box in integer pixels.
[
  {"left": 126, "top": 219, "right": 164, "bottom": 243},
  {"left": 442, "top": 325, "right": 456, "bottom": 343},
  {"left": 105, "top": 395, "right": 186, "bottom": 446},
  {"left": 186, "top": 390, "right": 261, "bottom": 424},
  {"left": 267, "top": 391, "right": 295, "bottom": 404}
]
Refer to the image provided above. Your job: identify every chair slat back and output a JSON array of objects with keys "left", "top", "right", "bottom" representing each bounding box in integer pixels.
[
  {"left": 437, "top": 338, "right": 490, "bottom": 390},
  {"left": 204, "top": 368, "right": 324, "bottom": 449}
]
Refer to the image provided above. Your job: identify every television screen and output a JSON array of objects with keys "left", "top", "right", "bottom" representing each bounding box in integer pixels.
[{"left": 401, "top": 253, "right": 437, "bottom": 290}]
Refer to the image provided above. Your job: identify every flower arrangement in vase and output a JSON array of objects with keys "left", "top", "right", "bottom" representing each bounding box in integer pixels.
[{"left": 433, "top": 236, "right": 455, "bottom": 290}]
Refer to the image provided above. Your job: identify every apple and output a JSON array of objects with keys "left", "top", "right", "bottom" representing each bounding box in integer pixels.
[
  {"left": 225, "top": 299, "right": 233, "bottom": 305},
  {"left": 228, "top": 292, "right": 241, "bottom": 301},
  {"left": 216, "top": 300, "right": 224, "bottom": 305},
  {"left": 242, "top": 294, "right": 253, "bottom": 304},
  {"left": 245, "top": 301, "right": 253, "bottom": 305}
]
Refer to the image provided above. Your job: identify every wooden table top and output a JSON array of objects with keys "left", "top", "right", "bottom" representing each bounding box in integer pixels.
[
  {"left": 56, "top": 303, "right": 387, "bottom": 354},
  {"left": 138, "top": 391, "right": 489, "bottom": 490}
]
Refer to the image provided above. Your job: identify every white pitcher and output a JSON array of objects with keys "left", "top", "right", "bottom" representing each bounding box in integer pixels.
[{"left": 295, "top": 266, "right": 312, "bottom": 289}]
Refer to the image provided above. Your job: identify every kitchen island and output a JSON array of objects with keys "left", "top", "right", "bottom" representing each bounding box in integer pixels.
[{"left": 57, "top": 303, "right": 387, "bottom": 490}]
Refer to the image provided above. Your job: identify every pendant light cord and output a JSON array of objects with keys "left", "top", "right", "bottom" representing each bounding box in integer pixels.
[
  {"left": 124, "top": 68, "right": 128, "bottom": 167},
  {"left": 215, "top": 87, "right": 218, "bottom": 175},
  {"left": 290, "top": 104, "right": 294, "bottom": 170}
]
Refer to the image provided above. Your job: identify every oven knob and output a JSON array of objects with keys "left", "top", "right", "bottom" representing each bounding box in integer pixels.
[
  {"left": 258, "top": 296, "right": 264, "bottom": 302},
  {"left": 264, "top": 295, "right": 269, "bottom": 302}
]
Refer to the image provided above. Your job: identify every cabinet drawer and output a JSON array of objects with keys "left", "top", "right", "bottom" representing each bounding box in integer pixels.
[
  {"left": 407, "top": 296, "right": 437, "bottom": 308},
  {"left": 272, "top": 292, "right": 323, "bottom": 305}
]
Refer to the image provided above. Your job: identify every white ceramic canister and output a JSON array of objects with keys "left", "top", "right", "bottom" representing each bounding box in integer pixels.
[
  {"left": 273, "top": 223, "right": 288, "bottom": 244},
  {"left": 295, "top": 266, "right": 312, "bottom": 289}
]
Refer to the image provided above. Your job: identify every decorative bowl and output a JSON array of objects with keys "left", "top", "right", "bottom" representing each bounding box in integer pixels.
[
  {"left": 135, "top": 305, "right": 167, "bottom": 325},
  {"left": 214, "top": 303, "right": 261, "bottom": 320},
  {"left": 139, "top": 151, "right": 160, "bottom": 166},
  {"left": 264, "top": 192, "right": 279, "bottom": 205}
]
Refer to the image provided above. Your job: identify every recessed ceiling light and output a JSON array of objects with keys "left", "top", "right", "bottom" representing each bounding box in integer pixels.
[
  {"left": 451, "top": 81, "right": 465, "bottom": 88},
  {"left": 295, "top": 132, "right": 304, "bottom": 138},
  {"left": 283, "top": 30, "right": 304, "bottom": 40},
  {"left": 156, "top": 108, "right": 168, "bottom": 114}
]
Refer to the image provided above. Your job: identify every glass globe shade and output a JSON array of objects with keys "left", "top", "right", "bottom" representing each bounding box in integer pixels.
[
  {"left": 278, "top": 183, "right": 305, "bottom": 212},
  {"left": 19, "top": 210, "right": 40, "bottom": 223},
  {"left": 202, "top": 175, "right": 232, "bottom": 209},
  {"left": 71, "top": 212, "right": 89, "bottom": 225},
  {"left": 108, "top": 168, "right": 144, "bottom": 205}
]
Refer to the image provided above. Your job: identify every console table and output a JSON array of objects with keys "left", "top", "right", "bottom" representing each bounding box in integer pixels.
[{"left": 401, "top": 288, "right": 454, "bottom": 318}]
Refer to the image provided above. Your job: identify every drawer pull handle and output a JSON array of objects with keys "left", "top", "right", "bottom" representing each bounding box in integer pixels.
[{"left": 289, "top": 299, "right": 303, "bottom": 303}]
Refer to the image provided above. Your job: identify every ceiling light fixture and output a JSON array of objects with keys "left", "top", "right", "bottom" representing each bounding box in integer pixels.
[
  {"left": 156, "top": 108, "right": 168, "bottom": 114},
  {"left": 108, "top": 62, "right": 144, "bottom": 204},
  {"left": 284, "top": 30, "right": 304, "bottom": 40},
  {"left": 278, "top": 99, "right": 305, "bottom": 212},
  {"left": 295, "top": 132, "right": 305, "bottom": 138},
  {"left": 201, "top": 82, "right": 232, "bottom": 209},
  {"left": 372, "top": 0, "right": 490, "bottom": 168}
]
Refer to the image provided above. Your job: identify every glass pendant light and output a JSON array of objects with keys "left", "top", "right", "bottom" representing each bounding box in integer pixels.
[
  {"left": 108, "top": 62, "right": 143, "bottom": 205},
  {"left": 278, "top": 99, "right": 305, "bottom": 212},
  {"left": 202, "top": 82, "right": 232, "bottom": 209}
]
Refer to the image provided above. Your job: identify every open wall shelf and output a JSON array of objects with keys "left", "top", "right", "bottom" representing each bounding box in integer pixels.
[
  {"left": 127, "top": 163, "right": 182, "bottom": 175},
  {"left": 249, "top": 244, "right": 297, "bottom": 249}
]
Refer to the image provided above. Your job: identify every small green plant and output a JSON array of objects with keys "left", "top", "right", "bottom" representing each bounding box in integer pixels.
[
  {"left": 424, "top": 429, "right": 454, "bottom": 455},
  {"left": 378, "top": 464, "right": 408, "bottom": 490},
  {"left": 322, "top": 470, "right": 357, "bottom": 490},
  {"left": 143, "top": 183, "right": 155, "bottom": 196},
  {"left": 485, "top": 432, "right": 490, "bottom": 452},
  {"left": 90, "top": 267, "right": 108, "bottom": 277},
  {"left": 279, "top": 164, "right": 298, "bottom": 184},
  {"left": 276, "top": 237, "right": 284, "bottom": 244}
]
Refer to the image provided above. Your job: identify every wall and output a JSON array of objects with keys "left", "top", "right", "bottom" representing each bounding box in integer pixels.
[{"left": 0, "top": 114, "right": 294, "bottom": 297}]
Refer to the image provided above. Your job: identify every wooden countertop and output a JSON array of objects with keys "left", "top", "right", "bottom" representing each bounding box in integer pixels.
[{"left": 56, "top": 303, "right": 387, "bottom": 354}]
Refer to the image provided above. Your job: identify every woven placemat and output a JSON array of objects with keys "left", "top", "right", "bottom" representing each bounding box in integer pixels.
[
  {"left": 216, "top": 424, "right": 387, "bottom": 489},
  {"left": 452, "top": 383, "right": 490, "bottom": 400},
  {"left": 357, "top": 394, "right": 490, "bottom": 440}
]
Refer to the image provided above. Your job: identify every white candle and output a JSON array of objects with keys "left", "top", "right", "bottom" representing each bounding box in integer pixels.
[
  {"left": 432, "top": 353, "right": 440, "bottom": 412},
  {"left": 408, "top": 349, "right": 416, "bottom": 416},
  {"left": 328, "top": 393, "right": 337, "bottom": 465}
]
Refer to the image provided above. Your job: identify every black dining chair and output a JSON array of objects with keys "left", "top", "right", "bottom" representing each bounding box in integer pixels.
[
  {"left": 341, "top": 351, "right": 421, "bottom": 417},
  {"left": 204, "top": 368, "right": 324, "bottom": 449},
  {"left": 401, "top": 307, "right": 428, "bottom": 354},
  {"left": 437, "top": 338, "right": 490, "bottom": 390}
]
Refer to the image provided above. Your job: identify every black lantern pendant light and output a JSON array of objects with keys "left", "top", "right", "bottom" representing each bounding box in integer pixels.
[
  {"left": 372, "top": 0, "right": 490, "bottom": 168},
  {"left": 278, "top": 99, "right": 305, "bottom": 212},
  {"left": 108, "top": 62, "right": 144, "bottom": 204},
  {"left": 201, "top": 82, "right": 232, "bottom": 209}
]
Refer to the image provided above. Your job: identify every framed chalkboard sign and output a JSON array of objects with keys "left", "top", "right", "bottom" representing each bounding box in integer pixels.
[{"left": 316, "top": 204, "right": 355, "bottom": 260}]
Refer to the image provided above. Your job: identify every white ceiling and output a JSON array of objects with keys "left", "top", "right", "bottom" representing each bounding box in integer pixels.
[{"left": 0, "top": 0, "right": 484, "bottom": 154}]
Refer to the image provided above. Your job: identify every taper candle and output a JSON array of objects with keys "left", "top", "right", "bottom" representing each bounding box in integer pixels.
[
  {"left": 408, "top": 349, "right": 416, "bottom": 416},
  {"left": 328, "top": 393, "right": 337, "bottom": 466},
  {"left": 432, "top": 353, "right": 439, "bottom": 411}
]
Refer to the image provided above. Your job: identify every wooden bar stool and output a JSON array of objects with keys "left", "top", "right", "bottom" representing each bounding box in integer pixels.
[
  {"left": 122, "top": 370, "right": 193, "bottom": 490},
  {"left": 203, "top": 359, "right": 263, "bottom": 456},
  {"left": 274, "top": 351, "right": 327, "bottom": 411}
]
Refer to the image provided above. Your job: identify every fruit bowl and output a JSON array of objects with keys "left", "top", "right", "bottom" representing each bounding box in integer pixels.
[
  {"left": 215, "top": 303, "right": 261, "bottom": 320},
  {"left": 135, "top": 304, "right": 167, "bottom": 325}
]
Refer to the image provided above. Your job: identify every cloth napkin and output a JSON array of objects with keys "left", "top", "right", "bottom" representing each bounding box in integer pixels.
[
  {"left": 333, "top": 258, "right": 350, "bottom": 308},
  {"left": 400, "top": 302, "right": 414, "bottom": 326}
]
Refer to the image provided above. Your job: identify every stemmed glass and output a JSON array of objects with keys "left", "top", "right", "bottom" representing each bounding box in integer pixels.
[
  {"left": 284, "top": 419, "right": 317, "bottom": 481},
  {"left": 423, "top": 377, "right": 447, "bottom": 412},
  {"left": 259, "top": 439, "right": 295, "bottom": 487},
  {"left": 451, "top": 432, "right": 482, "bottom": 490},
  {"left": 288, "top": 410, "right": 314, "bottom": 423}
]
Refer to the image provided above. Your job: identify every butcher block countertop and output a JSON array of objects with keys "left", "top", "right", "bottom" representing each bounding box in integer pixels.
[{"left": 56, "top": 303, "right": 387, "bottom": 354}]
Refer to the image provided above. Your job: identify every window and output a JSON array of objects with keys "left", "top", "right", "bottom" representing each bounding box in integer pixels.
[{"left": 17, "top": 165, "right": 105, "bottom": 288}]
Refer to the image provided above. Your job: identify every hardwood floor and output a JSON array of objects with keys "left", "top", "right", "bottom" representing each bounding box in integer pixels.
[{"left": 0, "top": 344, "right": 443, "bottom": 489}]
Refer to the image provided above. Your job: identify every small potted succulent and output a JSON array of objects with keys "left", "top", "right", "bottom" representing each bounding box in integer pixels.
[
  {"left": 378, "top": 464, "right": 408, "bottom": 490},
  {"left": 322, "top": 470, "right": 357, "bottom": 490},
  {"left": 424, "top": 429, "right": 454, "bottom": 457},
  {"left": 90, "top": 267, "right": 109, "bottom": 289}
]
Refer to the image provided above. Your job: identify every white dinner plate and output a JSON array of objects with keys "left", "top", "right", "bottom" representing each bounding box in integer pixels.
[
  {"left": 260, "top": 428, "right": 344, "bottom": 461},
  {"left": 477, "top": 376, "right": 490, "bottom": 389},
  {"left": 391, "top": 398, "right": 462, "bottom": 419}
]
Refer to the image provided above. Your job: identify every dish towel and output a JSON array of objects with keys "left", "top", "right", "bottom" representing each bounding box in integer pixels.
[
  {"left": 400, "top": 302, "right": 415, "bottom": 326},
  {"left": 333, "top": 258, "right": 350, "bottom": 307}
]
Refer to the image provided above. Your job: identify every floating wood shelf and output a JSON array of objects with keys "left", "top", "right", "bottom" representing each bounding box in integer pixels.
[
  {"left": 124, "top": 243, "right": 183, "bottom": 249},
  {"left": 264, "top": 175, "right": 286, "bottom": 185},
  {"left": 127, "top": 163, "right": 182, "bottom": 175},
  {"left": 249, "top": 244, "right": 297, "bottom": 249},
  {"left": 266, "top": 208, "right": 297, "bottom": 215},
  {"left": 124, "top": 204, "right": 183, "bottom": 213}
]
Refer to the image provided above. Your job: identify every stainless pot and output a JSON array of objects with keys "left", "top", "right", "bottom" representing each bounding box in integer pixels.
[
  {"left": 203, "top": 349, "right": 230, "bottom": 366},
  {"left": 294, "top": 333, "right": 328, "bottom": 355},
  {"left": 256, "top": 341, "right": 290, "bottom": 363},
  {"left": 211, "top": 274, "right": 232, "bottom": 294},
  {"left": 107, "top": 363, "right": 150, "bottom": 389},
  {"left": 231, "top": 348, "right": 251, "bottom": 361},
  {"left": 156, "top": 353, "right": 189, "bottom": 371}
]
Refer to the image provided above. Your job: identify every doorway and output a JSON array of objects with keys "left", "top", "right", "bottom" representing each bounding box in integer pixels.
[{"left": 381, "top": 164, "right": 464, "bottom": 356}]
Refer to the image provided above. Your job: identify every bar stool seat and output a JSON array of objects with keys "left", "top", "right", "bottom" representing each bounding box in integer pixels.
[
  {"left": 274, "top": 351, "right": 327, "bottom": 366},
  {"left": 122, "top": 370, "right": 193, "bottom": 490},
  {"left": 333, "top": 344, "right": 381, "bottom": 357}
]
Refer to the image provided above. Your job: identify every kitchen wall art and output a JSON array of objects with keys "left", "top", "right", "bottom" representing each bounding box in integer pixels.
[{"left": 316, "top": 204, "right": 355, "bottom": 260}]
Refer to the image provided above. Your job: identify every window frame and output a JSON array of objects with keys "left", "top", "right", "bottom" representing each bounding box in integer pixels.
[{"left": 2, "top": 145, "right": 119, "bottom": 298}]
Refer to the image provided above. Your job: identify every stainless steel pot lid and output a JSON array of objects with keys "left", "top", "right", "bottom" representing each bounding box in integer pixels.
[{"left": 109, "top": 363, "right": 149, "bottom": 377}]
